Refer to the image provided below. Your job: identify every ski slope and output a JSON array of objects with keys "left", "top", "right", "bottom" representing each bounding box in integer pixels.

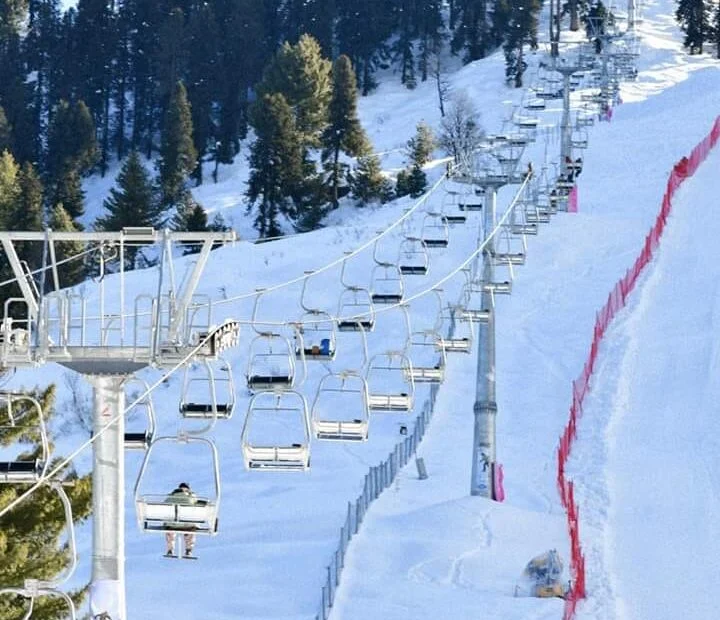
[{"left": 3, "top": 0, "right": 720, "bottom": 618}]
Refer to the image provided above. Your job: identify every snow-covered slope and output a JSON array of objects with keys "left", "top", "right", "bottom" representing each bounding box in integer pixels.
[{"left": 4, "top": 0, "right": 720, "bottom": 618}]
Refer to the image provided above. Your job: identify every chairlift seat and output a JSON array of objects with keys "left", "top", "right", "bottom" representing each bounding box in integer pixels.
[
  {"left": 137, "top": 495, "right": 218, "bottom": 535},
  {"left": 337, "top": 318, "right": 374, "bottom": 332},
  {"left": 440, "top": 337, "right": 471, "bottom": 353},
  {"left": 314, "top": 420, "right": 368, "bottom": 442},
  {"left": 368, "top": 393, "right": 413, "bottom": 412},
  {"left": 492, "top": 251, "right": 526, "bottom": 266},
  {"left": 247, "top": 375, "right": 294, "bottom": 391},
  {"left": 400, "top": 265, "right": 428, "bottom": 275},
  {"left": 0, "top": 460, "right": 43, "bottom": 483},
  {"left": 124, "top": 432, "right": 152, "bottom": 450},
  {"left": 526, "top": 100, "right": 546, "bottom": 110},
  {"left": 526, "top": 210, "right": 551, "bottom": 224},
  {"left": 460, "top": 308, "right": 491, "bottom": 323},
  {"left": 244, "top": 445, "right": 310, "bottom": 471},
  {"left": 423, "top": 239, "right": 448, "bottom": 248},
  {"left": 556, "top": 180, "right": 574, "bottom": 190},
  {"left": 512, "top": 222, "right": 539, "bottom": 235},
  {"left": 442, "top": 214, "right": 467, "bottom": 225},
  {"left": 458, "top": 202, "right": 483, "bottom": 212},
  {"left": 483, "top": 280, "right": 512, "bottom": 295},
  {"left": 407, "top": 365, "right": 445, "bottom": 384},
  {"left": 371, "top": 293, "right": 403, "bottom": 304},
  {"left": 180, "top": 402, "right": 232, "bottom": 417}
]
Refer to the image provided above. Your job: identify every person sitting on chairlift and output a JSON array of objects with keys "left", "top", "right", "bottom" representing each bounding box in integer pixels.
[{"left": 165, "top": 482, "right": 197, "bottom": 557}]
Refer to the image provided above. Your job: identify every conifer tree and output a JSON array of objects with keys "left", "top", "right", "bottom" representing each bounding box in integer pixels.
[
  {"left": 246, "top": 93, "right": 305, "bottom": 237},
  {"left": 321, "top": 55, "right": 371, "bottom": 208},
  {"left": 0, "top": 150, "right": 21, "bottom": 229},
  {"left": 171, "top": 190, "right": 211, "bottom": 254},
  {"left": 417, "top": 0, "right": 444, "bottom": 82},
  {"left": 503, "top": 0, "right": 540, "bottom": 87},
  {"left": 451, "top": 0, "right": 491, "bottom": 62},
  {"left": 395, "top": 165, "right": 427, "bottom": 198},
  {"left": 15, "top": 162, "right": 45, "bottom": 268},
  {"left": 0, "top": 104, "right": 12, "bottom": 153},
  {"left": 676, "top": 0, "right": 709, "bottom": 53},
  {"left": 256, "top": 34, "right": 332, "bottom": 148},
  {"left": 51, "top": 167, "right": 85, "bottom": 221},
  {"left": 46, "top": 99, "right": 98, "bottom": 181},
  {"left": 158, "top": 81, "right": 197, "bottom": 208},
  {"left": 0, "top": 386, "right": 92, "bottom": 620},
  {"left": 280, "top": 0, "right": 335, "bottom": 56},
  {"left": 714, "top": 2, "right": 720, "bottom": 58},
  {"left": 48, "top": 204, "right": 85, "bottom": 286},
  {"left": 351, "top": 154, "right": 392, "bottom": 205},
  {"left": 96, "top": 151, "right": 160, "bottom": 268},
  {"left": 407, "top": 122, "right": 436, "bottom": 168}
]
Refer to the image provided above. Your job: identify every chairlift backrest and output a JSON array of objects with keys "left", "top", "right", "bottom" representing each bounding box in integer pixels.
[
  {"left": 124, "top": 378, "right": 157, "bottom": 450},
  {"left": 247, "top": 333, "right": 297, "bottom": 391},
  {"left": 0, "top": 392, "right": 49, "bottom": 483},
  {"left": 311, "top": 371, "right": 370, "bottom": 442}
]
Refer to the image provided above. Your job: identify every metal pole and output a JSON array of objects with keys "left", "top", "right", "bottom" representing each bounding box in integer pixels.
[
  {"left": 561, "top": 73, "right": 572, "bottom": 178},
  {"left": 470, "top": 186, "right": 498, "bottom": 498},
  {"left": 628, "top": 0, "right": 636, "bottom": 31},
  {"left": 87, "top": 374, "right": 127, "bottom": 620}
]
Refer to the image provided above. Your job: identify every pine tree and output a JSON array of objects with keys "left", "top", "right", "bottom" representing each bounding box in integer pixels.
[
  {"left": 396, "top": 165, "right": 427, "bottom": 198},
  {"left": 0, "top": 150, "right": 21, "bottom": 229},
  {"left": 714, "top": 2, "right": 720, "bottom": 58},
  {"left": 96, "top": 151, "right": 160, "bottom": 268},
  {"left": 48, "top": 204, "right": 85, "bottom": 286},
  {"left": 15, "top": 162, "right": 45, "bottom": 269},
  {"left": 407, "top": 122, "right": 436, "bottom": 167},
  {"left": 676, "top": 0, "right": 710, "bottom": 54},
  {"left": 0, "top": 386, "right": 92, "bottom": 620},
  {"left": 280, "top": 0, "right": 336, "bottom": 56},
  {"left": 394, "top": 0, "right": 417, "bottom": 89},
  {"left": 51, "top": 167, "right": 85, "bottom": 221},
  {"left": 47, "top": 99, "right": 98, "bottom": 182},
  {"left": 451, "top": 0, "right": 492, "bottom": 62},
  {"left": 0, "top": 32, "right": 35, "bottom": 164},
  {"left": 503, "top": 0, "right": 540, "bottom": 87},
  {"left": 351, "top": 154, "right": 392, "bottom": 205},
  {"left": 417, "top": 0, "right": 444, "bottom": 82},
  {"left": 256, "top": 34, "right": 332, "bottom": 148},
  {"left": 246, "top": 93, "right": 305, "bottom": 237},
  {"left": 0, "top": 106, "right": 11, "bottom": 153},
  {"left": 158, "top": 81, "right": 198, "bottom": 208},
  {"left": 321, "top": 55, "right": 371, "bottom": 208},
  {"left": 171, "top": 190, "right": 210, "bottom": 254}
]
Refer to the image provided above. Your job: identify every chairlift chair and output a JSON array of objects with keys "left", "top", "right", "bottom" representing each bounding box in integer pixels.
[
  {"left": 134, "top": 435, "right": 220, "bottom": 535},
  {"left": 311, "top": 371, "right": 370, "bottom": 442},
  {"left": 366, "top": 351, "right": 415, "bottom": 412},
  {"left": 295, "top": 312, "right": 337, "bottom": 361},
  {"left": 438, "top": 304, "right": 474, "bottom": 353},
  {"left": 337, "top": 286, "right": 375, "bottom": 332},
  {"left": 526, "top": 98, "right": 546, "bottom": 111},
  {"left": 458, "top": 190, "right": 484, "bottom": 212},
  {"left": 571, "top": 129, "right": 589, "bottom": 150},
  {"left": 440, "top": 191, "right": 468, "bottom": 225},
  {"left": 0, "top": 392, "right": 49, "bottom": 483},
  {"left": 124, "top": 378, "right": 157, "bottom": 450},
  {"left": 511, "top": 200, "right": 539, "bottom": 236},
  {"left": 406, "top": 331, "right": 446, "bottom": 384},
  {"left": 458, "top": 281, "right": 492, "bottom": 324},
  {"left": 241, "top": 391, "right": 311, "bottom": 471},
  {"left": 398, "top": 236, "right": 430, "bottom": 276},
  {"left": 491, "top": 226, "right": 526, "bottom": 266},
  {"left": 179, "top": 357, "right": 235, "bottom": 419},
  {"left": 370, "top": 262, "right": 404, "bottom": 304},
  {"left": 246, "top": 333, "right": 296, "bottom": 392},
  {"left": 421, "top": 212, "right": 449, "bottom": 248}
]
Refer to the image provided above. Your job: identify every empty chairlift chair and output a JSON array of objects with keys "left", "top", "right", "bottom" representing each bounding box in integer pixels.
[
  {"left": 440, "top": 190, "right": 467, "bottom": 225},
  {"left": 124, "top": 378, "right": 157, "bottom": 450},
  {"left": 134, "top": 435, "right": 221, "bottom": 537},
  {"left": 458, "top": 186, "right": 484, "bottom": 212},
  {"left": 407, "top": 330, "right": 447, "bottom": 384},
  {"left": 459, "top": 281, "right": 492, "bottom": 324},
  {"left": 366, "top": 351, "right": 415, "bottom": 412},
  {"left": 438, "top": 303, "right": 474, "bottom": 353},
  {"left": 337, "top": 286, "right": 375, "bottom": 332},
  {"left": 491, "top": 225, "right": 526, "bottom": 266},
  {"left": 179, "top": 357, "right": 236, "bottom": 419},
  {"left": 311, "top": 371, "right": 370, "bottom": 442},
  {"left": 246, "top": 333, "right": 296, "bottom": 392},
  {"left": 241, "top": 391, "right": 311, "bottom": 471},
  {"left": 398, "top": 237, "right": 429, "bottom": 276},
  {"left": 0, "top": 392, "right": 49, "bottom": 483},
  {"left": 421, "top": 212, "right": 450, "bottom": 248},
  {"left": 370, "top": 263, "right": 404, "bottom": 305}
]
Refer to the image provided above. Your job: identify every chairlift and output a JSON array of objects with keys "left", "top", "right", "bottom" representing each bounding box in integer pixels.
[
  {"left": 370, "top": 263, "right": 404, "bottom": 304},
  {"left": 440, "top": 190, "right": 468, "bottom": 225},
  {"left": 179, "top": 357, "right": 235, "bottom": 420},
  {"left": 0, "top": 392, "right": 49, "bottom": 483},
  {"left": 337, "top": 286, "right": 375, "bottom": 332},
  {"left": 124, "top": 378, "right": 157, "bottom": 450},
  {"left": 134, "top": 435, "right": 220, "bottom": 535},
  {"left": 246, "top": 333, "right": 296, "bottom": 391},
  {"left": 295, "top": 271, "right": 337, "bottom": 360},
  {"left": 458, "top": 186, "right": 484, "bottom": 212},
  {"left": 398, "top": 237, "right": 430, "bottom": 276},
  {"left": 525, "top": 201, "right": 551, "bottom": 224},
  {"left": 311, "top": 371, "right": 370, "bottom": 442},
  {"left": 492, "top": 226, "right": 526, "bottom": 266},
  {"left": 366, "top": 351, "right": 415, "bottom": 412},
  {"left": 459, "top": 281, "right": 492, "bottom": 324},
  {"left": 571, "top": 129, "right": 589, "bottom": 150},
  {"left": 406, "top": 331, "right": 446, "bottom": 384},
  {"left": 421, "top": 212, "right": 449, "bottom": 248},
  {"left": 526, "top": 99, "right": 546, "bottom": 111},
  {"left": 438, "top": 304, "right": 474, "bottom": 353},
  {"left": 241, "top": 391, "right": 311, "bottom": 471}
]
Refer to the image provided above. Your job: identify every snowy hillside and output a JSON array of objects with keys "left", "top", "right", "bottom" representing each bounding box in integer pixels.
[{"left": 4, "top": 0, "right": 720, "bottom": 618}]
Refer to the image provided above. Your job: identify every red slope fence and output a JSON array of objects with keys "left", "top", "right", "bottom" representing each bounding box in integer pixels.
[{"left": 558, "top": 115, "right": 720, "bottom": 619}]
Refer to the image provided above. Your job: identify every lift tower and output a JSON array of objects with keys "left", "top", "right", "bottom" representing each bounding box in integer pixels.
[{"left": 0, "top": 227, "right": 238, "bottom": 619}]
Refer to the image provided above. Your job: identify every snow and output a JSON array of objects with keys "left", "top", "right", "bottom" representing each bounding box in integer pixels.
[{"left": 3, "top": 0, "right": 720, "bottom": 618}]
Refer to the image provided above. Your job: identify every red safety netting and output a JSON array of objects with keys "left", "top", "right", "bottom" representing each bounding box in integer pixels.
[{"left": 557, "top": 115, "right": 720, "bottom": 619}]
